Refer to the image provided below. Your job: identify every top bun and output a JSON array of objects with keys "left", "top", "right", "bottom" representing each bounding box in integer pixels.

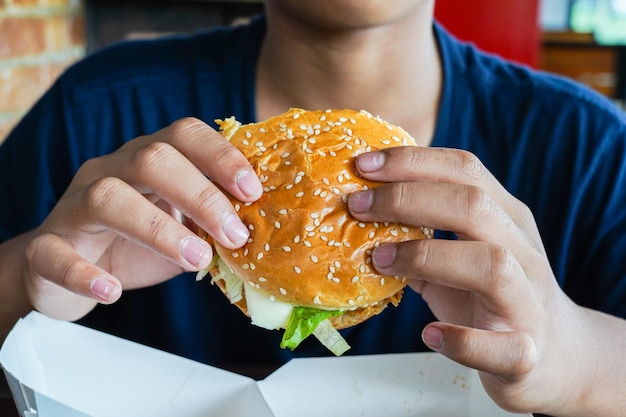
[{"left": 213, "top": 108, "right": 431, "bottom": 324}]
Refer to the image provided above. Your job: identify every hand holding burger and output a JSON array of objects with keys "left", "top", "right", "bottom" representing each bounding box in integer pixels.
[{"left": 198, "top": 108, "right": 432, "bottom": 355}]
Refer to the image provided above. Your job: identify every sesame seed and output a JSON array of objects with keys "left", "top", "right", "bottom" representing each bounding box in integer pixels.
[
  {"left": 380, "top": 278, "right": 386, "bottom": 286},
  {"left": 264, "top": 243, "right": 270, "bottom": 251},
  {"left": 358, "top": 223, "right": 366, "bottom": 228},
  {"left": 307, "top": 232, "right": 315, "bottom": 237},
  {"left": 242, "top": 140, "right": 250, "bottom": 146},
  {"left": 279, "top": 209, "right": 288, "bottom": 215},
  {"left": 255, "top": 141, "right": 264, "bottom": 147},
  {"left": 244, "top": 202, "right": 253, "bottom": 206},
  {"left": 293, "top": 266, "right": 302, "bottom": 274},
  {"left": 314, "top": 295, "right": 322, "bottom": 305},
  {"left": 258, "top": 277, "right": 267, "bottom": 282},
  {"left": 260, "top": 209, "right": 266, "bottom": 217},
  {"left": 274, "top": 221, "right": 281, "bottom": 229},
  {"left": 314, "top": 219, "right": 320, "bottom": 227},
  {"left": 310, "top": 213, "right": 320, "bottom": 219},
  {"left": 293, "top": 113, "right": 300, "bottom": 119},
  {"left": 304, "top": 241, "right": 312, "bottom": 247},
  {"left": 334, "top": 261, "right": 341, "bottom": 268},
  {"left": 245, "top": 131, "right": 252, "bottom": 138},
  {"left": 284, "top": 161, "right": 292, "bottom": 166},
  {"left": 257, "top": 253, "right": 264, "bottom": 260},
  {"left": 334, "top": 242, "right": 342, "bottom": 247},
  {"left": 390, "top": 229, "right": 399, "bottom": 237},
  {"left": 327, "top": 272, "right": 334, "bottom": 280},
  {"left": 314, "top": 188, "right": 321, "bottom": 196},
  {"left": 352, "top": 276, "right": 359, "bottom": 283},
  {"left": 348, "top": 299, "right": 355, "bottom": 306},
  {"left": 320, "top": 235, "right": 329, "bottom": 242},
  {"left": 401, "top": 227, "right": 409, "bottom": 233},
  {"left": 329, "top": 266, "right": 336, "bottom": 273},
  {"left": 320, "top": 191, "right": 328, "bottom": 198},
  {"left": 235, "top": 204, "right": 241, "bottom": 212},
  {"left": 332, "top": 277, "right": 340, "bottom": 283},
  {"left": 248, "top": 224, "right": 255, "bottom": 231},
  {"left": 244, "top": 248, "right": 249, "bottom": 256},
  {"left": 269, "top": 295, "right": 276, "bottom": 301},
  {"left": 259, "top": 128, "right": 267, "bottom": 133},
  {"left": 310, "top": 255, "right": 318, "bottom": 263},
  {"left": 242, "top": 264, "right": 250, "bottom": 270},
  {"left": 281, "top": 152, "right": 290, "bottom": 158},
  {"left": 280, "top": 287, "right": 287, "bottom": 295},
  {"left": 382, "top": 140, "right": 391, "bottom": 145},
  {"left": 305, "top": 225, "right": 315, "bottom": 232},
  {"left": 343, "top": 242, "right": 351, "bottom": 247},
  {"left": 282, "top": 246, "right": 292, "bottom": 252},
  {"left": 232, "top": 253, "right": 239, "bottom": 258},
  {"left": 294, "top": 176, "right": 303, "bottom": 185},
  {"left": 250, "top": 263, "right": 256, "bottom": 270},
  {"left": 294, "top": 235, "right": 301, "bottom": 243},
  {"left": 295, "top": 191, "right": 304, "bottom": 198},
  {"left": 323, "top": 177, "right": 330, "bottom": 185},
  {"left": 286, "top": 184, "right": 294, "bottom": 190},
  {"left": 368, "top": 231, "right": 375, "bottom": 239}
]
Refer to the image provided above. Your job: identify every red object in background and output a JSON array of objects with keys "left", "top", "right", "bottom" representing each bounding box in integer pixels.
[{"left": 434, "top": 0, "right": 540, "bottom": 68}]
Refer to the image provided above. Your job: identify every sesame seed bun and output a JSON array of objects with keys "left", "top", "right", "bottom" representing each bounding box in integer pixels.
[{"left": 210, "top": 108, "right": 432, "bottom": 329}]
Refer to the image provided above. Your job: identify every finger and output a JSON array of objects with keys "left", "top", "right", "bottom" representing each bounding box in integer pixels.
[
  {"left": 372, "top": 239, "right": 529, "bottom": 312},
  {"left": 422, "top": 323, "right": 538, "bottom": 380},
  {"left": 73, "top": 176, "right": 215, "bottom": 269},
  {"left": 25, "top": 232, "right": 122, "bottom": 304},
  {"left": 147, "top": 117, "right": 263, "bottom": 202},
  {"left": 348, "top": 180, "right": 522, "bottom": 247},
  {"left": 103, "top": 140, "right": 251, "bottom": 249},
  {"left": 355, "top": 147, "right": 539, "bottom": 238}
]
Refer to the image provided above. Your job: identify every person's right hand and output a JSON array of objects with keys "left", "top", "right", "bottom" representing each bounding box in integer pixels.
[{"left": 20, "top": 117, "right": 263, "bottom": 321}]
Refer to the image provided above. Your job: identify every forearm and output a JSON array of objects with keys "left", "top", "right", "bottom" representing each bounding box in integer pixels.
[{"left": 0, "top": 232, "right": 34, "bottom": 342}]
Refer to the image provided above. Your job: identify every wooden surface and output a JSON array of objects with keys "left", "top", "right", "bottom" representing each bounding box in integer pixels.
[{"left": 541, "top": 30, "right": 621, "bottom": 98}]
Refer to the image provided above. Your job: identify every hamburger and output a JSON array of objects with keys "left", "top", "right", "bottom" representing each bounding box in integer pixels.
[{"left": 197, "top": 108, "right": 432, "bottom": 355}]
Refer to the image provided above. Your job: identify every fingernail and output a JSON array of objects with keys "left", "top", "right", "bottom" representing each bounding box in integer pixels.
[
  {"left": 90, "top": 278, "right": 118, "bottom": 302},
  {"left": 223, "top": 213, "right": 250, "bottom": 246},
  {"left": 422, "top": 326, "right": 443, "bottom": 350},
  {"left": 236, "top": 169, "right": 263, "bottom": 199},
  {"left": 348, "top": 190, "right": 373, "bottom": 213},
  {"left": 357, "top": 152, "right": 385, "bottom": 173},
  {"left": 180, "top": 236, "right": 212, "bottom": 267},
  {"left": 373, "top": 244, "right": 397, "bottom": 268}
]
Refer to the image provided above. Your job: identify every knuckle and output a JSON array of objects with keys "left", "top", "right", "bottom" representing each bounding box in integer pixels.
[
  {"left": 194, "top": 185, "right": 227, "bottom": 217},
  {"left": 485, "top": 244, "right": 514, "bottom": 290},
  {"left": 508, "top": 333, "right": 538, "bottom": 377},
  {"left": 82, "top": 177, "right": 122, "bottom": 212},
  {"left": 457, "top": 150, "right": 484, "bottom": 180},
  {"left": 58, "top": 257, "right": 90, "bottom": 289},
  {"left": 131, "top": 141, "right": 178, "bottom": 175},
  {"left": 211, "top": 140, "right": 245, "bottom": 169},
  {"left": 460, "top": 184, "right": 494, "bottom": 224},
  {"left": 387, "top": 182, "right": 411, "bottom": 212},
  {"left": 411, "top": 239, "right": 434, "bottom": 271},
  {"left": 402, "top": 146, "right": 425, "bottom": 171},
  {"left": 144, "top": 214, "right": 173, "bottom": 247},
  {"left": 168, "top": 117, "right": 205, "bottom": 137}
]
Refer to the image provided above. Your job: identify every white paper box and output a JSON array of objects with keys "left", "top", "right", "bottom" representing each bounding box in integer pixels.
[{"left": 1, "top": 312, "right": 530, "bottom": 417}]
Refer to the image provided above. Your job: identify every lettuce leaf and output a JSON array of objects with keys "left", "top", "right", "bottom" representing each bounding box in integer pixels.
[{"left": 280, "top": 307, "right": 344, "bottom": 351}]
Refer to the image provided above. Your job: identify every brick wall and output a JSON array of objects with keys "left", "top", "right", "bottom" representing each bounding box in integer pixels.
[{"left": 0, "top": 0, "right": 85, "bottom": 144}]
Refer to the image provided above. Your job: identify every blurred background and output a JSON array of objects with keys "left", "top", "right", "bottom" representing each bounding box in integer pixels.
[{"left": 0, "top": 0, "right": 625, "bottom": 144}]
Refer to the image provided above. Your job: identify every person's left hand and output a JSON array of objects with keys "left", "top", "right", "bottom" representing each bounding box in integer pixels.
[{"left": 347, "top": 146, "right": 593, "bottom": 416}]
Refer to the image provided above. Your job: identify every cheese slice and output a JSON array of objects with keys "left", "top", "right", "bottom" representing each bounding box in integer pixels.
[{"left": 244, "top": 283, "right": 294, "bottom": 330}]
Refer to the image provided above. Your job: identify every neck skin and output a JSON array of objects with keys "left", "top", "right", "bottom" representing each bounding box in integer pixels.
[{"left": 256, "top": 0, "right": 442, "bottom": 147}]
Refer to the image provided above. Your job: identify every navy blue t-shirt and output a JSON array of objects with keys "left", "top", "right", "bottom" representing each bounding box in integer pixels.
[{"left": 1, "top": 17, "right": 625, "bottom": 374}]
